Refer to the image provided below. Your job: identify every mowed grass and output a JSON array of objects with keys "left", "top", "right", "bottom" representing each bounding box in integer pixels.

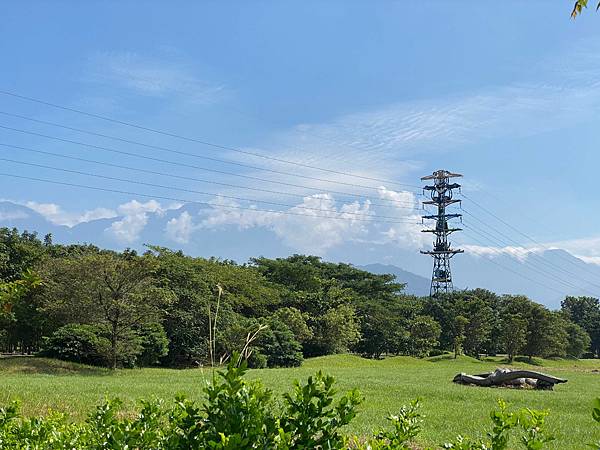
[{"left": 2, "top": 355, "right": 600, "bottom": 448}]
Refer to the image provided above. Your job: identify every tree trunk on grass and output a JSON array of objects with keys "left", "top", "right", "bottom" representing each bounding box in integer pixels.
[{"left": 453, "top": 368, "right": 567, "bottom": 390}]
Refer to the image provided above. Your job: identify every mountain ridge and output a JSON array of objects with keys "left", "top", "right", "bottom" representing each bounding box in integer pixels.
[{"left": 0, "top": 200, "right": 598, "bottom": 309}]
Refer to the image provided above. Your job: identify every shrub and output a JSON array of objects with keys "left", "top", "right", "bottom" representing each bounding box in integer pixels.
[
  {"left": 442, "top": 400, "right": 554, "bottom": 450},
  {"left": 246, "top": 350, "right": 268, "bottom": 368},
  {"left": 39, "top": 324, "right": 109, "bottom": 366},
  {"left": 281, "top": 371, "right": 361, "bottom": 448}
]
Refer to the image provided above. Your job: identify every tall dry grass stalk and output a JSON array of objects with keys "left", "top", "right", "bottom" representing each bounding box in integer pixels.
[
  {"left": 206, "top": 283, "right": 268, "bottom": 369},
  {"left": 207, "top": 284, "right": 223, "bottom": 368}
]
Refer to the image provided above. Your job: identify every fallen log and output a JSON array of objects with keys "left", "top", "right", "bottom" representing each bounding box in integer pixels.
[{"left": 453, "top": 368, "right": 567, "bottom": 390}]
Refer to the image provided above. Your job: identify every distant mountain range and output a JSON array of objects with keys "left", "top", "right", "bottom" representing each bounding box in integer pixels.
[
  {"left": 1, "top": 200, "right": 599, "bottom": 309},
  {"left": 358, "top": 263, "right": 431, "bottom": 296}
]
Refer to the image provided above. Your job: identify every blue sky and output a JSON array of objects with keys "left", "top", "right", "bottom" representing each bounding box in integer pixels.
[{"left": 2, "top": 1, "right": 600, "bottom": 270}]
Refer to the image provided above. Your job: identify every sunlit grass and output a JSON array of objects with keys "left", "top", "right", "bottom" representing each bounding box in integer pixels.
[{"left": 2, "top": 355, "right": 599, "bottom": 448}]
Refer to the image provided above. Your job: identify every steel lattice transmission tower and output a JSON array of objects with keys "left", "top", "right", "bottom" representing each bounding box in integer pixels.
[{"left": 420, "top": 170, "right": 464, "bottom": 297}]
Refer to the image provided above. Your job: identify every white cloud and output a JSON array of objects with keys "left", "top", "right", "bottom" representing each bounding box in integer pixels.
[
  {"left": 270, "top": 194, "right": 372, "bottom": 254},
  {"left": 578, "top": 256, "right": 600, "bottom": 266},
  {"left": 199, "top": 197, "right": 278, "bottom": 230},
  {"left": 25, "top": 201, "right": 117, "bottom": 227},
  {"left": 462, "top": 244, "right": 544, "bottom": 262},
  {"left": 158, "top": 189, "right": 430, "bottom": 255},
  {"left": 188, "top": 194, "right": 374, "bottom": 255},
  {"left": 165, "top": 211, "right": 196, "bottom": 244},
  {"left": 225, "top": 42, "right": 600, "bottom": 200},
  {"left": 105, "top": 200, "right": 179, "bottom": 244},
  {"left": 116, "top": 199, "right": 165, "bottom": 217},
  {"left": 378, "top": 186, "right": 418, "bottom": 208},
  {"left": 87, "top": 51, "right": 226, "bottom": 103},
  {"left": 547, "top": 235, "right": 600, "bottom": 266},
  {"left": 371, "top": 187, "right": 427, "bottom": 250}
]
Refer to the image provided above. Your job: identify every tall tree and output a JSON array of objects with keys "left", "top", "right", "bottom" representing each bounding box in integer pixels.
[
  {"left": 452, "top": 315, "right": 468, "bottom": 359},
  {"left": 500, "top": 314, "right": 527, "bottom": 363},
  {"left": 42, "top": 253, "right": 172, "bottom": 368},
  {"left": 561, "top": 296, "right": 600, "bottom": 356}
]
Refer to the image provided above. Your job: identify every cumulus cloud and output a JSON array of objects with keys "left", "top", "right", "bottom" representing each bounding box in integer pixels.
[
  {"left": 270, "top": 194, "right": 372, "bottom": 254},
  {"left": 182, "top": 194, "right": 375, "bottom": 254},
  {"left": 105, "top": 200, "right": 179, "bottom": 244},
  {"left": 25, "top": 201, "right": 117, "bottom": 227},
  {"left": 165, "top": 211, "right": 196, "bottom": 244},
  {"left": 373, "top": 188, "right": 427, "bottom": 250},
  {"left": 174, "top": 189, "right": 430, "bottom": 255},
  {"left": 198, "top": 197, "right": 279, "bottom": 230}
]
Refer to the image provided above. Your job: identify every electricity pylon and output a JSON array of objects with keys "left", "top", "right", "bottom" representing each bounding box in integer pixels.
[{"left": 420, "top": 170, "right": 464, "bottom": 297}]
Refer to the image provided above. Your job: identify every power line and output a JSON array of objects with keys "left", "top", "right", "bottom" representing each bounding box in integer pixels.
[
  {"left": 462, "top": 222, "right": 593, "bottom": 295},
  {"left": 0, "top": 124, "right": 419, "bottom": 208},
  {"left": 0, "top": 172, "right": 423, "bottom": 225},
  {"left": 462, "top": 208, "right": 600, "bottom": 293},
  {"left": 0, "top": 111, "right": 423, "bottom": 196},
  {"left": 0, "top": 157, "right": 422, "bottom": 223},
  {"left": 452, "top": 235, "right": 570, "bottom": 297},
  {"left": 0, "top": 142, "right": 423, "bottom": 212},
  {"left": 0, "top": 90, "right": 422, "bottom": 190},
  {"left": 461, "top": 191, "right": 600, "bottom": 282},
  {"left": 462, "top": 219, "right": 597, "bottom": 295}
]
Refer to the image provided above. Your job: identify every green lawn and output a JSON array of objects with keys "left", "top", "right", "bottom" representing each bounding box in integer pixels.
[{"left": 1, "top": 355, "right": 599, "bottom": 448}]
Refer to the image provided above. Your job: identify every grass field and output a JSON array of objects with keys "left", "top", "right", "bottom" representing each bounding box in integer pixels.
[{"left": 2, "top": 355, "right": 599, "bottom": 448}]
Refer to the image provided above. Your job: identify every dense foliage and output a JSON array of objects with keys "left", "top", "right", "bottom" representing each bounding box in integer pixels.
[
  {"left": 2, "top": 355, "right": 593, "bottom": 449},
  {"left": 0, "top": 227, "right": 598, "bottom": 369}
]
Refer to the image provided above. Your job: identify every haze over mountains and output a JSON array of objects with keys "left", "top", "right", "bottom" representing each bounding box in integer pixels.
[{"left": 1, "top": 199, "right": 598, "bottom": 309}]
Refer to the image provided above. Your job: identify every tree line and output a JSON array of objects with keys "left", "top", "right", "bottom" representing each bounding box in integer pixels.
[{"left": 0, "top": 227, "right": 598, "bottom": 368}]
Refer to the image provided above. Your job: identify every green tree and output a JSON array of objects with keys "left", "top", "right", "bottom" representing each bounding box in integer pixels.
[
  {"left": 258, "top": 319, "right": 303, "bottom": 367},
  {"left": 561, "top": 296, "right": 600, "bottom": 357},
  {"left": 42, "top": 253, "right": 172, "bottom": 369},
  {"left": 309, "top": 303, "right": 361, "bottom": 356},
  {"left": 452, "top": 315, "right": 468, "bottom": 359},
  {"left": 136, "top": 322, "right": 170, "bottom": 366},
  {"left": 272, "top": 307, "right": 313, "bottom": 344},
  {"left": 40, "top": 323, "right": 110, "bottom": 366},
  {"left": 500, "top": 314, "right": 527, "bottom": 363},
  {"left": 565, "top": 321, "right": 591, "bottom": 358},
  {"left": 524, "top": 306, "right": 568, "bottom": 360},
  {"left": 0, "top": 270, "right": 43, "bottom": 353},
  {"left": 408, "top": 315, "right": 441, "bottom": 357},
  {"left": 424, "top": 290, "right": 496, "bottom": 357}
]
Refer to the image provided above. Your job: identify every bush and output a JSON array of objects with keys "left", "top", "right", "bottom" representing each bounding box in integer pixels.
[
  {"left": 39, "top": 324, "right": 109, "bottom": 366},
  {"left": 39, "top": 323, "right": 167, "bottom": 368}
]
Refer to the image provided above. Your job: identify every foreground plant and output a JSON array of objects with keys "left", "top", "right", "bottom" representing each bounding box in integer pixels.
[{"left": 442, "top": 400, "right": 554, "bottom": 450}]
